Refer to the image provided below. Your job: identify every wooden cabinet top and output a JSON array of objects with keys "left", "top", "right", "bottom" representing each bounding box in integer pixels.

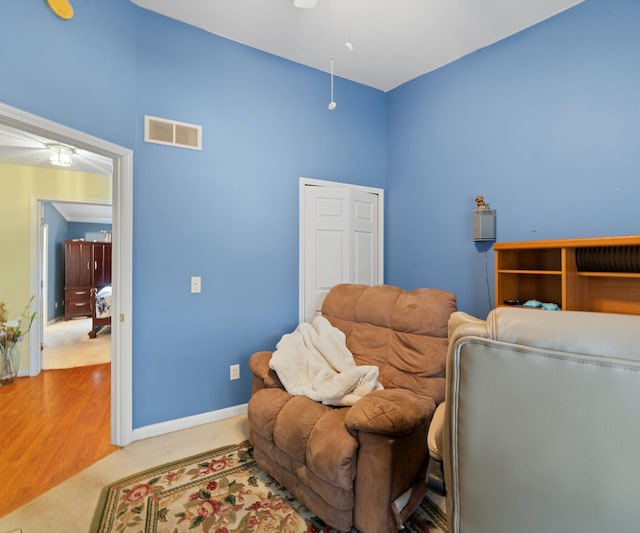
[
  {"left": 494, "top": 235, "right": 640, "bottom": 251},
  {"left": 65, "top": 240, "right": 111, "bottom": 245}
]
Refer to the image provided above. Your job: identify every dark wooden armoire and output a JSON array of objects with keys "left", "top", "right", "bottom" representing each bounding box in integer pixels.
[{"left": 64, "top": 240, "right": 112, "bottom": 319}]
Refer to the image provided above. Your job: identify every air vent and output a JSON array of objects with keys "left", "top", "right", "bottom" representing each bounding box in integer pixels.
[{"left": 144, "top": 115, "right": 202, "bottom": 150}]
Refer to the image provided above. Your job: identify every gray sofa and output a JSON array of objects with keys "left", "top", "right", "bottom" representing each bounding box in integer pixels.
[{"left": 429, "top": 307, "right": 640, "bottom": 533}]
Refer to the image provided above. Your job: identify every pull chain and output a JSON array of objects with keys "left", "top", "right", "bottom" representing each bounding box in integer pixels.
[{"left": 328, "top": 57, "right": 336, "bottom": 110}]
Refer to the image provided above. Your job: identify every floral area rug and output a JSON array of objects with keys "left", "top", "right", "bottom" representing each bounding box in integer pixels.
[{"left": 91, "top": 440, "right": 447, "bottom": 533}]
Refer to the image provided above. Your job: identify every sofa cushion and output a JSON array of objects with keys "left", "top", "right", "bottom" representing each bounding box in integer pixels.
[{"left": 486, "top": 307, "right": 640, "bottom": 360}]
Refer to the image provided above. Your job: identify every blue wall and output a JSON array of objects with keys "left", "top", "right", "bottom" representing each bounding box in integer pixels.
[
  {"left": 386, "top": 0, "right": 640, "bottom": 318},
  {"left": 3, "top": 0, "right": 638, "bottom": 430},
  {"left": 132, "top": 11, "right": 385, "bottom": 426},
  {"left": 0, "top": 1, "right": 138, "bottom": 148},
  {"left": 1, "top": 1, "right": 386, "bottom": 428},
  {"left": 44, "top": 203, "right": 68, "bottom": 321},
  {"left": 67, "top": 222, "right": 112, "bottom": 241}
]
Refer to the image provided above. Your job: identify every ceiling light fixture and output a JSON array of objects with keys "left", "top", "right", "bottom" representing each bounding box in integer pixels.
[
  {"left": 328, "top": 57, "right": 336, "bottom": 111},
  {"left": 49, "top": 144, "right": 74, "bottom": 167}
]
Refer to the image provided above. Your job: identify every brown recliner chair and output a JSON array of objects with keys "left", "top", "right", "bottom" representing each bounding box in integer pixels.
[{"left": 247, "top": 283, "right": 457, "bottom": 532}]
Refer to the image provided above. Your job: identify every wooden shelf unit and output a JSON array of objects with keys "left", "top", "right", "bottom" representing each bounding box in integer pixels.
[{"left": 494, "top": 235, "right": 640, "bottom": 315}]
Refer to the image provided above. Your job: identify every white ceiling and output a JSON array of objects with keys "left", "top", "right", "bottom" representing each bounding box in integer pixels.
[
  {"left": 51, "top": 201, "right": 112, "bottom": 224},
  {"left": 0, "top": 123, "right": 113, "bottom": 176},
  {"left": 132, "top": 0, "right": 583, "bottom": 92},
  {"left": 0, "top": 122, "right": 113, "bottom": 224}
]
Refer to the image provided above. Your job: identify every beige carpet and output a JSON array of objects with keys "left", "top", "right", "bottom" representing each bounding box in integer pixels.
[{"left": 43, "top": 318, "right": 111, "bottom": 370}]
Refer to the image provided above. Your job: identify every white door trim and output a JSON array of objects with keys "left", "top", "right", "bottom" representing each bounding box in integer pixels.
[
  {"left": 299, "top": 177, "right": 384, "bottom": 323},
  {"left": 0, "top": 101, "right": 134, "bottom": 447},
  {"left": 41, "top": 223, "right": 48, "bottom": 326}
]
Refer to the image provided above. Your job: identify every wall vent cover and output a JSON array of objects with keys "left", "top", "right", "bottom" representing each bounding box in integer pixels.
[{"left": 144, "top": 115, "right": 202, "bottom": 150}]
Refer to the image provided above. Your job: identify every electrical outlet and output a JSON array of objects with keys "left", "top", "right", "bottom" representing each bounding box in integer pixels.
[
  {"left": 191, "top": 276, "right": 202, "bottom": 293},
  {"left": 230, "top": 364, "right": 240, "bottom": 381}
]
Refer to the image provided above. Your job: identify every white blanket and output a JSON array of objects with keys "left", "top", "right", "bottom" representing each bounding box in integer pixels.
[{"left": 269, "top": 316, "right": 383, "bottom": 406}]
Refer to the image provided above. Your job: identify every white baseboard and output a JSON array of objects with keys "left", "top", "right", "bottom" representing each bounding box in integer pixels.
[
  {"left": 46, "top": 316, "right": 64, "bottom": 327},
  {"left": 131, "top": 403, "right": 248, "bottom": 442}
]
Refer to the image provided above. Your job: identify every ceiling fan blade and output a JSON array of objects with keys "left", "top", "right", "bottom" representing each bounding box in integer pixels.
[{"left": 294, "top": 0, "right": 317, "bottom": 8}]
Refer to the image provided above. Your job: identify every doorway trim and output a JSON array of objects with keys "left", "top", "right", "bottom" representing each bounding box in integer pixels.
[
  {"left": 41, "top": 223, "right": 48, "bottom": 326},
  {"left": 299, "top": 177, "right": 385, "bottom": 323},
  {"left": 0, "top": 101, "right": 134, "bottom": 447}
]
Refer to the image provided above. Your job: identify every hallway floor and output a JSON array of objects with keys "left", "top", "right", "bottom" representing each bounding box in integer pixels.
[{"left": 0, "top": 363, "right": 116, "bottom": 517}]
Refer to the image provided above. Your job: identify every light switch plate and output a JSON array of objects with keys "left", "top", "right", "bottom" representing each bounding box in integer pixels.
[{"left": 191, "top": 276, "right": 201, "bottom": 293}]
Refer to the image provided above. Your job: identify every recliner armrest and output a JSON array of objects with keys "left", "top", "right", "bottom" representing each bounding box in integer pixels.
[
  {"left": 345, "top": 388, "right": 436, "bottom": 436},
  {"left": 249, "top": 351, "right": 283, "bottom": 393}
]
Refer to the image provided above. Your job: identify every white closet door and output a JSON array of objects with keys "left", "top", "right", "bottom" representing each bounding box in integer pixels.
[
  {"left": 351, "top": 189, "right": 378, "bottom": 285},
  {"left": 303, "top": 186, "right": 350, "bottom": 322},
  {"left": 300, "top": 180, "right": 383, "bottom": 323}
]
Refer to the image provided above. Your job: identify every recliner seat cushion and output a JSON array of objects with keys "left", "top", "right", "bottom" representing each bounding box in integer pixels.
[{"left": 248, "top": 389, "right": 357, "bottom": 509}]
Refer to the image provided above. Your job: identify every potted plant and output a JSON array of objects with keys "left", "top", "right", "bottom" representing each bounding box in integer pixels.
[{"left": 0, "top": 296, "right": 36, "bottom": 386}]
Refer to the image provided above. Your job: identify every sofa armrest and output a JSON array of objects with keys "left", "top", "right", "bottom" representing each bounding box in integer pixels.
[
  {"left": 345, "top": 389, "right": 436, "bottom": 436},
  {"left": 249, "top": 351, "right": 283, "bottom": 393},
  {"left": 448, "top": 311, "right": 488, "bottom": 347}
]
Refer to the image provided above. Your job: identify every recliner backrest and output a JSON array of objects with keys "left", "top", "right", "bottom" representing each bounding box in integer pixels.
[{"left": 322, "top": 283, "right": 457, "bottom": 399}]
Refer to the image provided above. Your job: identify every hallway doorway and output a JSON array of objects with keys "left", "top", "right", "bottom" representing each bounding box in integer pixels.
[{"left": 0, "top": 101, "right": 133, "bottom": 446}]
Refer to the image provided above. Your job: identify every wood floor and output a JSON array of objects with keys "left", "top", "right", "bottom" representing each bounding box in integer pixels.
[{"left": 0, "top": 363, "right": 118, "bottom": 518}]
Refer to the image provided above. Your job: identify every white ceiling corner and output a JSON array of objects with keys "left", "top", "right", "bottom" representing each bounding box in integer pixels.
[
  {"left": 51, "top": 202, "right": 113, "bottom": 224},
  {"left": 130, "top": 0, "right": 584, "bottom": 92}
]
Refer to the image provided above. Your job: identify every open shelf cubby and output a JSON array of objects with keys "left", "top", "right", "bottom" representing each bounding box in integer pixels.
[{"left": 494, "top": 235, "right": 640, "bottom": 315}]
